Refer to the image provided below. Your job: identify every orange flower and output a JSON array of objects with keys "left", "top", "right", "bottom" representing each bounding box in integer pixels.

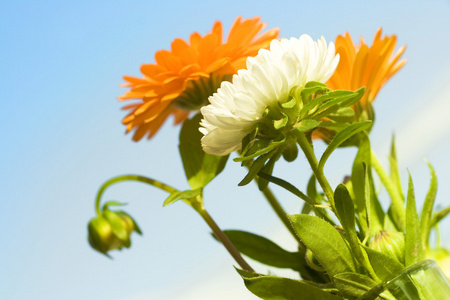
[
  {"left": 119, "top": 16, "right": 279, "bottom": 141},
  {"left": 327, "top": 28, "right": 407, "bottom": 106}
]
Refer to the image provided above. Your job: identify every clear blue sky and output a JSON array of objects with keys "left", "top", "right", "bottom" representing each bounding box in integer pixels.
[{"left": 1, "top": 1, "right": 450, "bottom": 299}]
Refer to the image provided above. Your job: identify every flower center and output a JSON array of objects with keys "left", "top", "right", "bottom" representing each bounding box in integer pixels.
[{"left": 173, "top": 73, "right": 233, "bottom": 111}]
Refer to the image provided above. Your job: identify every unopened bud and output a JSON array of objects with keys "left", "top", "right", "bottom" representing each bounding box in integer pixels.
[
  {"left": 370, "top": 230, "right": 405, "bottom": 264},
  {"left": 88, "top": 208, "right": 141, "bottom": 256}
]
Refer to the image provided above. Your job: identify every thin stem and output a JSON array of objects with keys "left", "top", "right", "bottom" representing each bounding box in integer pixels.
[
  {"left": 95, "top": 175, "right": 176, "bottom": 215},
  {"left": 95, "top": 175, "right": 254, "bottom": 271},
  {"left": 260, "top": 185, "right": 302, "bottom": 244},
  {"left": 370, "top": 151, "right": 406, "bottom": 230},
  {"left": 295, "top": 131, "right": 335, "bottom": 211},
  {"left": 193, "top": 199, "right": 255, "bottom": 272}
]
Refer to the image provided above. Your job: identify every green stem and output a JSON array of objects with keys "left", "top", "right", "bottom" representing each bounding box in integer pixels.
[
  {"left": 295, "top": 131, "right": 335, "bottom": 211},
  {"left": 370, "top": 151, "right": 406, "bottom": 230},
  {"left": 260, "top": 185, "right": 302, "bottom": 244},
  {"left": 95, "top": 175, "right": 177, "bottom": 215},
  {"left": 192, "top": 197, "right": 254, "bottom": 272},
  {"left": 95, "top": 175, "right": 254, "bottom": 272}
]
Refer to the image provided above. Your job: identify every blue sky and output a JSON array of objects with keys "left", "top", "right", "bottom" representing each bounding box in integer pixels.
[{"left": 1, "top": 1, "right": 450, "bottom": 299}]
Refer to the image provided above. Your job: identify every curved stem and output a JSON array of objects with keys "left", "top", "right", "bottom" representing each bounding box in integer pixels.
[
  {"left": 370, "top": 151, "right": 406, "bottom": 230},
  {"left": 295, "top": 131, "right": 335, "bottom": 211},
  {"left": 95, "top": 175, "right": 177, "bottom": 215},
  {"left": 192, "top": 197, "right": 254, "bottom": 272},
  {"left": 94, "top": 175, "right": 254, "bottom": 272}
]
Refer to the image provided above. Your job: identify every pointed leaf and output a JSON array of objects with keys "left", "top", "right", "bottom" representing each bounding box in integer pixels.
[
  {"left": 238, "top": 150, "right": 274, "bottom": 186},
  {"left": 294, "top": 119, "right": 320, "bottom": 132},
  {"left": 334, "top": 184, "right": 366, "bottom": 267},
  {"left": 363, "top": 246, "right": 404, "bottom": 282},
  {"left": 258, "top": 172, "right": 316, "bottom": 206},
  {"left": 223, "top": 230, "right": 303, "bottom": 271},
  {"left": 179, "top": 114, "right": 228, "bottom": 189},
  {"left": 102, "top": 201, "right": 127, "bottom": 211},
  {"left": 420, "top": 161, "right": 438, "bottom": 249},
  {"left": 289, "top": 214, "right": 356, "bottom": 278},
  {"left": 163, "top": 188, "right": 202, "bottom": 207},
  {"left": 389, "top": 136, "right": 404, "bottom": 201},
  {"left": 243, "top": 275, "right": 344, "bottom": 300},
  {"left": 405, "top": 174, "right": 425, "bottom": 266},
  {"left": 319, "top": 121, "right": 372, "bottom": 171},
  {"left": 334, "top": 273, "right": 378, "bottom": 298}
]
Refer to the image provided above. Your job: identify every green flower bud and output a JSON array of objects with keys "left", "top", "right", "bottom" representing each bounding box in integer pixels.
[
  {"left": 88, "top": 209, "right": 141, "bottom": 256},
  {"left": 370, "top": 230, "right": 405, "bottom": 264}
]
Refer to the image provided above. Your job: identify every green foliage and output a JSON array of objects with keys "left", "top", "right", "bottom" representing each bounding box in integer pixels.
[
  {"left": 333, "top": 273, "right": 378, "bottom": 298},
  {"left": 258, "top": 172, "right": 316, "bottom": 206},
  {"left": 179, "top": 113, "right": 228, "bottom": 190},
  {"left": 389, "top": 136, "right": 405, "bottom": 201},
  {"left": 241, "top": 275, "right": 344, "bottom": 300},
  {"left": 351, "top": 136, "right": 384, "bottom": 236},
  {"left": 405, "top": 174, "right": 425, "bottom": 266},
  {"left": 163, "top": 188, "right": 202, "bottom": 207},
  {"left": 420, "top": 161, "right": 438, "bottom": 249},
  {"left": 222, "top": 230, "right": 304, "bottom": 271},
  {"left": 363, "top": 246, "right": 404, "bottom": 281},
  {"left": 318, "top": 121, "right": 372, "bottom": 172},
  {"left": 289, "top": 214, "right": 356, "bottom": 279},
  {"left": 334, "top": 184, "right": 368, "bottom": 270}
]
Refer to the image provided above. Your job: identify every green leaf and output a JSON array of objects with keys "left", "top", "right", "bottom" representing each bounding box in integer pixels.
[
  {"left": 326, "top": 107, "right": 355, "bottom": 123},
  {"left": 238, "top": 150, "right": 275, "bottom": 186},
  {"left": 351, "top": 135, "right": 384, "bottom": 235},
  {"left": 432, "top": 206, "right": 450, "bottom": 227},
  {"left": 363, "top": 246, "right": 404, "bottom": 282},
  {"left": 223, "top": 230, "right": 303, "bottom": 271},
  {"left": 235, "top": 267, "right": 261, "bottom": 279},
  {"left": 163, "top": 188, "right": 202, "bottom": 207},
  {"left": 102, "top": 201, "right": 127, "bottom": 211},
  {"left": 420, "top": 160, "right": 438, "bottom": 249},
  {"left": 319, "top": 121, "right": 372, "bottom": 171},
  {"left": 242, "top": 275, "right": 344, "bottom": 300},
  {"left": 334, "top": 273, "right": 378, "bottom": 298},
  {"left": 294, "top": 119, "right": 320, "bottom": 132},
  {"left": 179, "top": 113, "right": 228, "bottom": 189},
  {"left": 234, "top": 136, "right": 285, "bottom": 162},
  {"left": 258, "top": 172, "right": 316, "bottom": 206},
  {"left": 334, "top": 184, "right": 366, "bottom": 268},
  {"left": 311, "top": 91, "right": 362, "bottom": 120},
  {"left": 405, "top": 174, "right": 425, "bottom": 266},
  {"left": 289, "top": 214, "right": 356, "bottom": 278},
  {"left": 389, "top": 136, "right": 404, "bottom": 201}
]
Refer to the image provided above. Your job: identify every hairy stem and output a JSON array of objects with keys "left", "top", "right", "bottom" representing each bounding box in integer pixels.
[{"left": 296, "top": 131, "right": 335, "bottom": 211}]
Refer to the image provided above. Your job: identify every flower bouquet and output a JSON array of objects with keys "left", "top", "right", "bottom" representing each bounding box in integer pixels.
[{"left": 86, "top": 16, "right": 450, "bottom": 299}]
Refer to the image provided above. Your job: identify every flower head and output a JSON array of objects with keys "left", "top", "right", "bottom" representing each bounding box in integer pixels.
[
  {"left": 326, "top": 28, "right": 406, "bottom": 106},
  {"left": 119, "top": 16, "right": 279, "bottom": 141},
  {"left": 200, "top": 35, "right": 339, "bottom": 156}
]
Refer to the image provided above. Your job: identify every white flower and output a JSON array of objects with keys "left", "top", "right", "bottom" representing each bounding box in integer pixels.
[{"left": 200, "top": 35, "right": 339, "bottom": 156}]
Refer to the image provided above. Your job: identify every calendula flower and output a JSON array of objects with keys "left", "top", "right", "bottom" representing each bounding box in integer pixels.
[
  {"left": 200, "top": 35, "right": 339, "bottom": 156},
  {"left": 326, "top": 28, "right": 406, "bottom": 106},
  {"left": 119, "top": 16, "right": 279, "bottom": 141},
  {"left": 313, "top": 29, "right": 406, "bottom": 142}
]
